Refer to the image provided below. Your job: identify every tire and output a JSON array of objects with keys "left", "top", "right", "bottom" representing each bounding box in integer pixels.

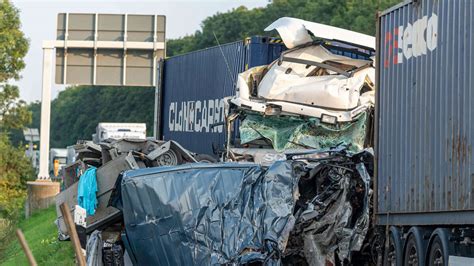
[
  {"left": 404, "top": 234, "right": 422, "bottom": 266},
  {"left": 156, "top": 147, "right": 182, "bottom": 166},
  {"left": 428, "top": 236, "right": 447, "bottom": 266},
  {"left": 386, "top": 229, "right": 403, "bottom": 266},
  {"left": 194, "top": 154, "right": 218, "bottom": 163}
]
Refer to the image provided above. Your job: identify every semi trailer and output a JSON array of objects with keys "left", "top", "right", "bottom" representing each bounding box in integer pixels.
[
  {"left": 159, "top": 36, "right": 285, "bottom": 156},
  {"left": 375, "top": 0, "right": 474, "bottom": 264}
]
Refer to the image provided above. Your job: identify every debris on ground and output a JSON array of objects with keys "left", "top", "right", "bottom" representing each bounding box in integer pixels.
[{"left": 55, "top": 138, "right": 197, "bottom": 241}]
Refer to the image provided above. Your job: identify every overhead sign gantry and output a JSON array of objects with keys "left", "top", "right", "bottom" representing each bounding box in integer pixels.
[{"left": 38, "top": 13, "right": 166, "bottom": 179}]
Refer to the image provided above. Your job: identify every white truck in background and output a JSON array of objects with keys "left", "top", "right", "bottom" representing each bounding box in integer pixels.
[{"left": 93, "top": 123, "right": 147, "bottom": 144}]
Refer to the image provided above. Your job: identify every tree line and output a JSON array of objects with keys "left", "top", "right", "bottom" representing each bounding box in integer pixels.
[
  {"left": 22, "top": 86, "right": 155, "bottom": 148},
  {"left": 167, "top": 0, "right": 400, "bottom": 56}
]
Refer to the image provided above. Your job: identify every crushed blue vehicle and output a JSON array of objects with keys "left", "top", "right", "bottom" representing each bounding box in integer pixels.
[{"left": 110, "top": 148, "right": 373, "bottom": 265}]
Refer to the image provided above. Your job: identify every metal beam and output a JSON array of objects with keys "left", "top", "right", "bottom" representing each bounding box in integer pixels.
[
  {"left": 122, "top": 14, "right": 128, "bottom": 86},
  {"left": 63, "top": 13, "right": 69, "bottom": 84},
  {"left": 43, "top": 40, "right": 165, "bottom": 50},
  {"left": 152, "top": 14, "right": 157, "bottom": 86},
  {"left": 281, "top": 56, "right": 352, "bottom": 77},
  {"left": 38, "top": 42, "right": 54, "bottom": 180},
  {"left": 154, "top": 59, "right": 164, "bottom": 139},
  {"left": 93, "top": 13, "right": 98, "bottom": 85}
]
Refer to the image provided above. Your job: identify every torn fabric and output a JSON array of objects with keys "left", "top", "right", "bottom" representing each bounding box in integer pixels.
[{"left": 77, "top": 167, "right": 98, "bottom": 216}]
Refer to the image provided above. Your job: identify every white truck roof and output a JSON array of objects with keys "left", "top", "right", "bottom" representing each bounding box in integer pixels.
[
  {"left": 95, "top": 123, "right": 147, "bottom": 142},
  {"left": 96, "top": 123, "right": 146, "bottom": 131},
  {"left": 50, "top": 148, "right": 68, "bottom": 158}
]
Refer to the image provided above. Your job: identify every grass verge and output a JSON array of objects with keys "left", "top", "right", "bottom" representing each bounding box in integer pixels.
[{"left": 0, "top": 206, "right": 74, "bottom": 265}]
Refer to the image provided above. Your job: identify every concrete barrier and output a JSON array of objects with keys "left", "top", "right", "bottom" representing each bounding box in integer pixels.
[{"left": 25, "top": 181, "right": 60, "bottom": 218}]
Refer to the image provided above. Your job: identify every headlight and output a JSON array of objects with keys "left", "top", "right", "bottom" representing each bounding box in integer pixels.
[{"left": 321, "top": 114, "right": 337, "bottom": 124}]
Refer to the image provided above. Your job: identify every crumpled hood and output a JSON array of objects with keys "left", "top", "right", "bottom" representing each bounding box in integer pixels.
[{"left": 265, "top": 17, "right": 375, "bottom": 49}]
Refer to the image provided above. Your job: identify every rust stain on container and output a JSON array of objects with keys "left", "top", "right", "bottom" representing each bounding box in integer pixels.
[{"left": 452, "top": 134, "right": 468, "bottom": 165}]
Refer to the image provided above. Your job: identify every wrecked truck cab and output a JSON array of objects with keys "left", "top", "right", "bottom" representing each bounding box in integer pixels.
[{"left": 224, "top": 18, "right": 376, "bottom": 164}]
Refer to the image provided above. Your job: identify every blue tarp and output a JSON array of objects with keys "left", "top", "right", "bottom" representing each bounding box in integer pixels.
[{"left": 112, "top": 162, "right": 302, "bottom": 265}]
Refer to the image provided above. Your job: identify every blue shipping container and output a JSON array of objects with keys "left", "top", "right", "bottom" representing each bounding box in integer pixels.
[{"left": 161, "top": 36, "right": 284, "bottom": 155}]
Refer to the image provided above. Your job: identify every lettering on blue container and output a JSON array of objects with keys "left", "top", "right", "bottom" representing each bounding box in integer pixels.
[
  {"left": 384, "top": 13, "right": 438, "bottom": 68},
  {"left": 168, "top": 99, "right": 225, "bottom": 133}
]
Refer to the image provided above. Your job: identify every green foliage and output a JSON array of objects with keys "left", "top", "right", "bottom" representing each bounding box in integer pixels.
[
  {"left": 167, "top": 0, "right": 400, "bottom": 56},
  {"left": 0, "top": 2, "right": 34, "bottom": 259},
  {"left": 44, "top": 85, "right": 155, "bottom": 148},
  {"left": 0, "top": 206, "right": 75, "bottom": 265},
  {"left": 0, "top": 135, "right": 33, "bottom": 184},
  {"left": 0, "top": 0, "right": 29, "bottom": 82},
  {"left": 12, "top": 86, "right": 155, "bottom": 148},
  {"left": 0, "top": 1, "right": 32, "bottom": 223},
  {"left": 0, "top": 84, "right": 31, "bottom": 131},
  {"left": 8, "top": 101, "right": 39, "bottom": 146},
  {"left": 0, "top": 0, "right": 31, "bottom": 132},
  {"left": 0, "top": 135, "right": 33, "bottom": 220}
]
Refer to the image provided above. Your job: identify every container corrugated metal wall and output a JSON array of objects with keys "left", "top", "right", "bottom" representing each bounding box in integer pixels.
[
  {"left": 377, "top": 0, "right": 474, "bottom": 225},
  {"left": 161, "top": 37, "right": 284, "bottom": 155}
]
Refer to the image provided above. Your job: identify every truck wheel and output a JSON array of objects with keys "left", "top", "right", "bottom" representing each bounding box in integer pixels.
[
  {"left": 428, "top": 236, "right": 446, "bottom": 266},
  {"left": 386, "top": 227, "right": 403, "bottom": 266},
  {"left": 404, "top": 227, "right": 429, "bottom": 266},
  {"left": 404, "top": 235, "right": 420, "bottom": 266},
  {"left": 194, "top": 154, "right": 217, "bottom": 163},
  {"left": 427, "top": 228, "right": 452, "bottom": 266}
]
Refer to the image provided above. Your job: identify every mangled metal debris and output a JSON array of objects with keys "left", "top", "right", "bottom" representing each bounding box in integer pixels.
[
  {"left": 229, "top": 22, "right": 375, "bottom": 122},
  {"left": 55, "top": 138, "right": 197, "bottom": 238},
  {"left": 284, "top": 148, "right": 373, "bottom": 265},
  {"left": 110, "top": 147, "right": 372, "bottom": 265}
]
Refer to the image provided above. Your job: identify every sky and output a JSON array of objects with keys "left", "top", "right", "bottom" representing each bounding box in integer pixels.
[{"left": 11, "top": 0, "right": 270, "bottom": 102}]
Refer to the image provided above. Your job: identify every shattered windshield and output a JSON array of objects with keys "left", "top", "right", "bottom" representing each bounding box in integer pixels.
[{"left": 238, "top": 111, "right": 370, "bottom": 153}]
